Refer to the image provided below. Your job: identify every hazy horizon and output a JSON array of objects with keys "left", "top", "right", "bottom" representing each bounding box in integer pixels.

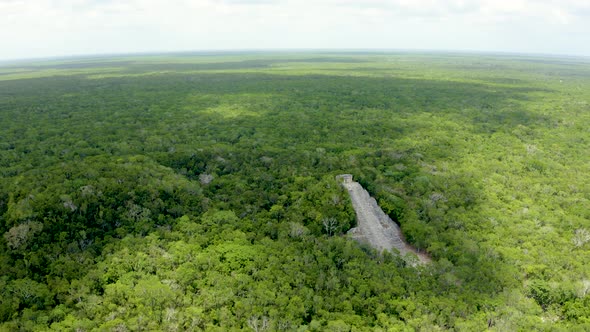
[
  {"left": 2, "top": 48, "right": 590, "bottom": 64},
  {"left": 1, "top": 0, "right": 590, "bottom": 61}
]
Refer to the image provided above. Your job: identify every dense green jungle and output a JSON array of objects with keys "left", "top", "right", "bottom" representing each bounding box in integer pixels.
[{"left": 0, "top": 52, "right": 589, "bottom": 331}]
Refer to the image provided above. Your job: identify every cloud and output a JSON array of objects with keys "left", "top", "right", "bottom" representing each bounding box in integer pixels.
[
  {"left": 0, "top": 0, "right": 588, "bottom": 60},
  {"left": 323, "top": 0, "right": 590, "bottom": 24},
  {"left": 331, "top": 0, "right": 590, "bottom": 22},
  {"left": 221, "top": 0, "right": 283, "bottom": 4},
  {"left": 332, "top": 0, "right": 479, "bottom": 17}
]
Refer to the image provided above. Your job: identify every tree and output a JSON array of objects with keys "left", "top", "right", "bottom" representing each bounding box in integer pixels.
[
  {"left": 322, "top": 217, "right": 339, "bottom": 237},
  {"left": 247, "top": 315, "right": 270, "bottom": 332},
  {"left": 572, "top": 229, "right": 590, "bottom": 248},
  {"left": 3, "top": 221, "right": 43, "bottom": 251}
]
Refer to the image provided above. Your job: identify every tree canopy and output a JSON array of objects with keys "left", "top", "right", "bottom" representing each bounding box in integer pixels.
[{"left": 0, "top": 52, "right": 589, "bottom": 330}]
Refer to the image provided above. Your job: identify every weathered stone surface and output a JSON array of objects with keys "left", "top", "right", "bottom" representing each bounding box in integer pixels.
[{"left": 339, "top": 175, "right": 430, "bottom": 264}]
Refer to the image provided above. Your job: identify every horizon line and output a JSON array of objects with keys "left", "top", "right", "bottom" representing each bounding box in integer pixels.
[{"left": 1, "top": 47, "right": 589, "bottom": 65}]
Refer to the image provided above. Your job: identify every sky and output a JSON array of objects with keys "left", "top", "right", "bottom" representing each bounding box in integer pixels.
[{"left": 1, "top": 0, "right": 589, "bottom": 60}]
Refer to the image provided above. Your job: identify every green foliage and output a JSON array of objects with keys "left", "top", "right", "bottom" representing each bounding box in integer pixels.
[{"left": 0, "top": 52, "right": 589, "bottom": 329}]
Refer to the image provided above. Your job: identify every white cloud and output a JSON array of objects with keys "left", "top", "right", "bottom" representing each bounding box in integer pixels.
[{"left": 0, "top": 0, "right": 588, "bottom": 60}]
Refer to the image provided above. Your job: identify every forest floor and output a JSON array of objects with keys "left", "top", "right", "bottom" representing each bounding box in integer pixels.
[{"left": 342, "top": 178, "right": 431, "bottom": 264}]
